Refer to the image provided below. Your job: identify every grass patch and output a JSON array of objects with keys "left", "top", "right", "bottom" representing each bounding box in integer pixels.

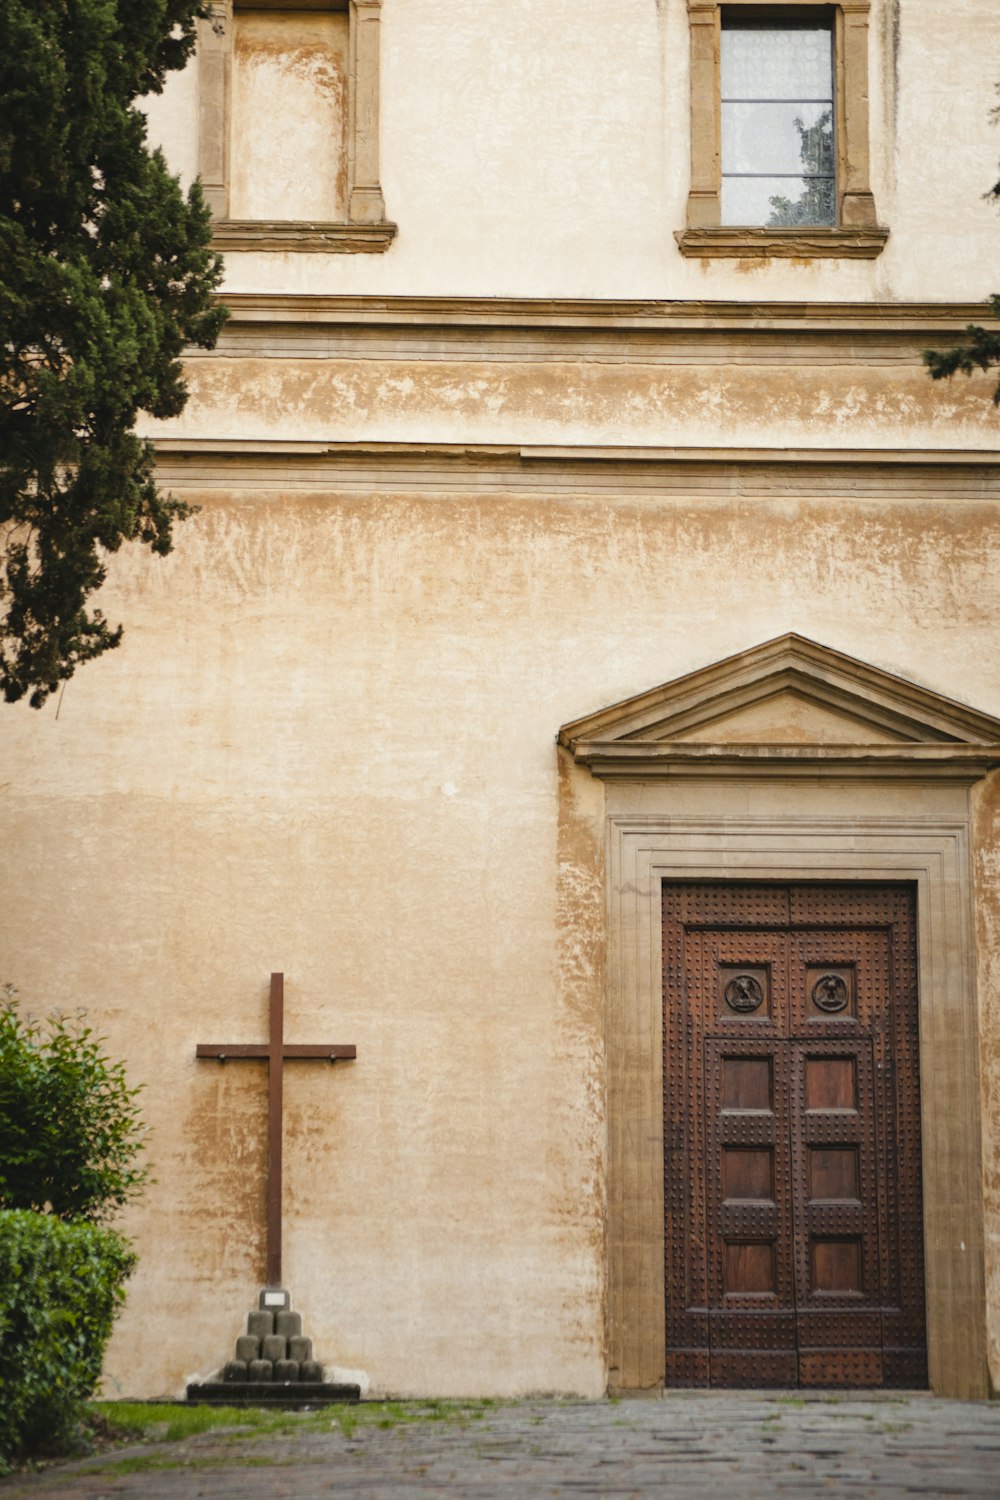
[
  {"left": 89, "top": 1402, "right": 315, "bottom": 1445},
  {"left": 90, "top": 1397, "right": 495, "bottom": 1452},
  {"left": 94, "top": 1454, "right": 280, "bottom": 1477},
  {"left": 70, "top": 1399, "right": 499, "bottom": 1476}
]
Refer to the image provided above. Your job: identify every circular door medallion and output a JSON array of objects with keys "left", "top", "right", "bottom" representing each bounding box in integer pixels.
[
  {"left": 724, "top": 974, "right": 764, "bottom": 1014},
  {"left": 812, "top": 974, "right": 849, "bottom": 1013}
]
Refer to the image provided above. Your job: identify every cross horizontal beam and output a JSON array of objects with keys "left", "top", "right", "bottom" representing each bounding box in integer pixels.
[
  {"left": 195, "top": 973, "right": 356, "bottom": 1285},
  {"left": 196, "top": 1044, "right": 357, "bottom": 1060}
]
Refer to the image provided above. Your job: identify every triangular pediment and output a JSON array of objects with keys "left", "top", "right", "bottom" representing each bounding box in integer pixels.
[
  {"left": 558, "top": 636, "right": 1000, "bottom": 779},
  {"left": 678, "top": 690, "right": 910, "bottom": 746}
]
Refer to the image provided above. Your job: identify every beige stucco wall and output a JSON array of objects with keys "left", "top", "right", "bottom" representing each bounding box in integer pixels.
[
  {"left": 5, "top": 0, "right": 1000, "bottom": 1399},
  {"left": 141, "top": 0, "right": 1000, "bottom": 302},
  {"left": 4, "top": 467, "right": 1000, "bottom": 1394}
]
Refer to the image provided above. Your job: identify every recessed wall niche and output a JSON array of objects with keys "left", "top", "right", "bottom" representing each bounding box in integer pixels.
[{"left": 230, "top": 6, "right": 348, "bottom": 222}]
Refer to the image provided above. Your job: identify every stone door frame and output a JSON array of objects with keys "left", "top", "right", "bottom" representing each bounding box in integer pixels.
[{"left": 602, "top": 799, "right": 988, "bottom": 1399}]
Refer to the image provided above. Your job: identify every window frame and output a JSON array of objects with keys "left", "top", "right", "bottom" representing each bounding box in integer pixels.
[
  {"left": 677, "top": 0, "right": 887, "bottom": 258},
  {"left": 197, "top": 0, "right": 396, "bottom": 254}
]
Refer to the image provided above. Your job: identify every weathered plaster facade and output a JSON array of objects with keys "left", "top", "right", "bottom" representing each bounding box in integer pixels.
[{"left": 4, "top": 1, "right": 1000, "bottom": 1399}]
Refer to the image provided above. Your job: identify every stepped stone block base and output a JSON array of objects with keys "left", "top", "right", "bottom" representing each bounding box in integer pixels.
[
  {"left": 186, "top": 1382, "right": 360, "bottom": 1407},
  {"left": 187, "top": 1287, "right": 355, "bottom": 1406}
]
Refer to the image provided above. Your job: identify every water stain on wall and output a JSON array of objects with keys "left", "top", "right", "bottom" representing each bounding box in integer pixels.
[{"left": 174, "top": 354, "right": 999, "bottom": 450}]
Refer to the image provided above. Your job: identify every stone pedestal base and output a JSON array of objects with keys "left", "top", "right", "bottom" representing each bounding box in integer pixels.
[
  {"left": 186, "top": 1381, "right": 360, "bottom": 1407},
  {"left": 186, "top": 1288, "right": 357, "bottom": 1406}
]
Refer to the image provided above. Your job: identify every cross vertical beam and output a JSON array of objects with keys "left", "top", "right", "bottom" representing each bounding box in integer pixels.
[
  {"left": 267, "top": 971, "right": 284, "bottom": 1287},
  {"left": 196, "top": 973, "right": 356, "bottom": 1287}
]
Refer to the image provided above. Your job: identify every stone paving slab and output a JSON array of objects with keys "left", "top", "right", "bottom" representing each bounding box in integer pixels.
[{"left": 5, "top": 1392, "right": 1000, "bottom": 1499}]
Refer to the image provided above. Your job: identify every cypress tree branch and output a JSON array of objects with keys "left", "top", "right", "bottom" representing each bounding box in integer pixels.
[
  {"left": 0, "top": 2, "right": 227, "bottom": 707},
  {"left": 924, "top": 89, "right": 1000, "bottom": 408}
]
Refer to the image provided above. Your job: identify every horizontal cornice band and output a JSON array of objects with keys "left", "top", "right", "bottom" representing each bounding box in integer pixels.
[
  {"left": 214, "top": 294, "right": 998, "bottom": 333},
  {"left": 566, "top": 742, "right": 1000, "bottom": 782},
  {"left": 149, "top": 441, "right": 1000, "bottom": 497},
  {"left": 198, "top": 296, "right": 1000, "bottom": 366},
  {"left": 152, "top": 439, "right": 1000, "bottom": 466}
]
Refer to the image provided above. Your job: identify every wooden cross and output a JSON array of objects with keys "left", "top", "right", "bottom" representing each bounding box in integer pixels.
[{"left": 196, "top": 973, "right": 356, "bottom": 1287}]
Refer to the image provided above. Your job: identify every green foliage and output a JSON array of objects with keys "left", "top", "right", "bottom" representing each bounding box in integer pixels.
[
  {"left": 924, "top": 88, "right": 1000, "bottom": 405},
  {"left": 0, "top": 991, "right": 148, "bottom": 1223},
  {"left": 924, "top": 293, "right": 1000, "bottom": 405},
  {"left": 0, "top": 1, "right": 227, "bottom": 707},
  {"left": 767, "top": 110, "right": 835, "bottom": 228},
  {"left": 0, "top": 1210, "right": 136, "bottom": 1466}
]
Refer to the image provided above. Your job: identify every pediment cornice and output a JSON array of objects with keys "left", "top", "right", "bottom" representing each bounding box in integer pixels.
[{"left": 558, "top": 635, "right": 1000, "bottom": 781}]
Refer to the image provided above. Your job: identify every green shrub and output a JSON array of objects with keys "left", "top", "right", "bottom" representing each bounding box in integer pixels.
[
  {"left": 0, "top": 1210, "right": 136, "bottom": 1466},
  {"left": 0, "top": 991, "right": 147, "bottom": 1222}
]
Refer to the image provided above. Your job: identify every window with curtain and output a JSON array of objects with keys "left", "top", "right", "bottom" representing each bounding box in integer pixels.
[{"left": 720, "top": 12, "right": 835, "bottom": 227}]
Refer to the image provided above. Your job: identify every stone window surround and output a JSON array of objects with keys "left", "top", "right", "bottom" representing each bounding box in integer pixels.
[
  {"left": 198, "top": 0, "right": 396, "bottom": 254},
  {"left": 677, "top": 0, "right": 889, "bottom": 258}
]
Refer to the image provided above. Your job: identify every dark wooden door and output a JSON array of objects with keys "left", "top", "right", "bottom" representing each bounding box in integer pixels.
[{"left": 663, "top": 883, "right": 926, "bottom": 1388}]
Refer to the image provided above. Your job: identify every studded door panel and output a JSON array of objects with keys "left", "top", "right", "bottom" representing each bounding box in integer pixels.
[{"left": 663, "top": 883, "right": 926, "bottom": 1389}]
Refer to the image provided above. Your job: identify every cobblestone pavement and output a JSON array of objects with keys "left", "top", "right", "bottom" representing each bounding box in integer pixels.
[{"left": 5, "top": 1393, "right": 1000, "bottom": 1499}]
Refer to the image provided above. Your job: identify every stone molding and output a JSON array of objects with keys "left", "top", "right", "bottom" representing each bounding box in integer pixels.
[
  {"left": 186, "top": 295, "right": 999, "bottom": 370},
  {"left": 234, "top": 1, "right": 348, "bottom": 8},
  {"left": 675, "top": 226, "right": 890, "bottom": 259},
  {"left": 209, "top": 220, "right": 396, "bottom": 254},
  {"left": 565, "top": 744, "right": 1000, "bottom": 782},
  {"left": 683, "top": 0, "right": 885, "bottom": 254},
  {"left": 198, "top": 0, "right": 392, "bottom": 251},
  {"left": 209, "top": 294, "right": 998, "bottom": 333},
  {"left": 560, "top": 631, "right": 1000, "bottom": 742},
  {"left": 152, "top": 440, "right": 1000, "bottom": 465},
  {"left": 598, "top": 813, "right": 988, "bottom": 1399},
  {"left": 559, "top": 633, "right": 1000, "bottom": 781},
  {"left": 519, "top": 446, "right": 1000, "bottom": 469},
  {"left": 150, "top": 443, "right": 1000, "bottom": 499},
  {"left": 196, "top": 326, "right": 979, "bottom": 366}
]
